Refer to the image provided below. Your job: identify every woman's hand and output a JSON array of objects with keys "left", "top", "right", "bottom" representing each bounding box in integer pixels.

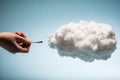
[{"left": 0, "top": 32, "right": 31, "bottom": 53}]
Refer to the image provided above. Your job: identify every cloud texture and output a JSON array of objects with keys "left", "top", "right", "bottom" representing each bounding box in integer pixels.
[{"left": 48, "top": 21, "right": 117, "bottom": 62}]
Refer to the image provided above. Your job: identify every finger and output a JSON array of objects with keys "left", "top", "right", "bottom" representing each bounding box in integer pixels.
[
  {"left": 15, "top": 32, "right": 20, "bottom": 35},
  {"left": 19, "top": 42, "right": 23, "bottom": 46},
  {"left": 14, "top": 32, "right": 26, "bottom": 38},
  {"left": 20, "top": 32, "right": 26, "bottom": 38}
]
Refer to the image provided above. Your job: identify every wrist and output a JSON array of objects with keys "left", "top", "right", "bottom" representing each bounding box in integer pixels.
[{"left": 0, "top": 32, "right": 6, "bottom": 46}]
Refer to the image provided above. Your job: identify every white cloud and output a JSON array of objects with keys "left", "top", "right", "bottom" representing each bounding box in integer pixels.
[{"left": 48, "top": 21, "right": 117, "bottom": 62}]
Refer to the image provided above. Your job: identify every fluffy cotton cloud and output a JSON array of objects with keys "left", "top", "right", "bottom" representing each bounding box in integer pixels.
[{"left": 48, "top": 21, "right": 117, "bottom": 62}]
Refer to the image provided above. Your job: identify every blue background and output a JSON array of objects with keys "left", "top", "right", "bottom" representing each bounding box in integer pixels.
[{"left": 0, "top": 0, "right": 120, "bottom": 80}]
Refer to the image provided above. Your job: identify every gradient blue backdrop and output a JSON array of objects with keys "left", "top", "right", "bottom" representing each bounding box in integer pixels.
[{"left": 0, "top": 0, "right": 120, "bottom": 80}]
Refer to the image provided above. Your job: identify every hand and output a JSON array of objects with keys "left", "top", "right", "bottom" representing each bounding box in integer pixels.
[{"left": 0, "top": 32, "right": 31, "bottom": 53}]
